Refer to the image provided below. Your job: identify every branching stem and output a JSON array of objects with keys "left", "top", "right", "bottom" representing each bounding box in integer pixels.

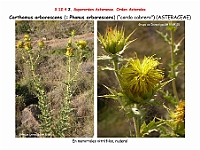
[{"left": 170, "top": 24, "right": 179, "bottom": 103}]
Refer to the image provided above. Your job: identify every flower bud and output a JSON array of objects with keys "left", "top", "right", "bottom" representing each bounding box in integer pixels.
[
  {"left": 77, "top": 40, "right": 87, "bottom": 49},
  {"left": 71, "top": 30, "right": 75, "bottom": 36},
  {"left": 171, "top": 101, "right": 185, "bottom": 136},
  {"left": 24, "top": 34, "right": 31, "bottom": 42},
  {"left": 66, "top": 47, "right": 73, "bottom": 56},
  {"left": 24, "top": 42, "right": 32, "bottom": 51},
  {"left": 38, "top": 40, "right": 44, "bottom": 48},
  {"left": 98, "top": 26, "right": 136, "bottom": 55},
  {"left": 16, "top": 40, "right": 24, "bottom": 48},
  {"left": 174, "top": 101, "right": 185, "bottom": 124}
]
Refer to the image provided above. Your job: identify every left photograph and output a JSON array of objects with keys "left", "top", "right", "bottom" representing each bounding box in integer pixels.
[{"left": 15, "top": 21, "right": 94, "bottom": 138}]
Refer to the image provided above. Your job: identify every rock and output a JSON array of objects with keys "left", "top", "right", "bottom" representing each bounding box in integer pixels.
[{"left": 21, "top": 104, "right": 41, "bottom": 133}]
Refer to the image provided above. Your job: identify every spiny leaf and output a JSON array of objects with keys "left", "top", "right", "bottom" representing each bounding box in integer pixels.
[
  {"left": 99, "top": 66, "right": 115, "bottom": 71},
  {"left": 118, "top": 28, "right": 137, "bottom": 55},
  {"left": 97, "top": 55, "right": 112, "bottom": 60},
  {"left": 125, "top": 28, "right": 137, "bottom": 43},
  {"left": 141, "top": 122, "right": 147, "bottom": 131},
  {"left": 98, "top": 94, "right": 119, "bottom": 100},
  {"left": 118, "top": 57, "right": 129, "bottom": 62},
  {"left": 156, "top": 30, "right": 171, "bottom": 45},
  {"left": 159, "top": 90, "right": 177, "bottom": 106},
  {"left": 174, "top": 36, "right": 185, "bottom": 53},
  {"left": 155, "top": 79, "right": 173, "bottom": 92},
  {"left": 98, "top": 85, "right": 124, "bottom": 100},
  {"left": 169, "top": 61, "right": 183, "bottom": 70},
  {"left": 140, "top": 118, "right": 165, "bottom": 136},
  {"left": 103, "top": 84, "right": 118, "bottom": 95},
  {"left": 147, "top": 99, "right": 162, "bottom": 106}
]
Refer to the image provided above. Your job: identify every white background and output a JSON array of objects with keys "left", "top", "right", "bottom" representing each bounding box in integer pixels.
[{"left": 0, "top": 0, "right": 200, "bottom": 150}]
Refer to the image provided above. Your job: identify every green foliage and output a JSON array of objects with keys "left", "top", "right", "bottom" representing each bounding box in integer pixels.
[
  {"left": 156, "top": 30, "right": 171, "bottom": 45},
  {"left": 157, "top": 28, "right": 184, "bottom": 80},
  {"left": 15, "top": 21, "right": 32, "bottom": 34},
  {"left": 17, "top": 35, "right": 54, "bottom": 136},
  {"left": 140, "top": 118, "right": 163, "bottom": 137},
  {"left": 159, "top": 90, "right": 177, "bottom": 106}
]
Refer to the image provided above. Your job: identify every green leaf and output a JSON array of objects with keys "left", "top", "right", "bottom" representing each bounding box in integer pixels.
[
  {"left": 174, "top": 36, "right": 185, "bottom": 53},
  {"left": 119, "top": 38, "right": 137, "bottom": 55},
  {"left": 156, "top": 30, "right": 171, "bottom": 45},
  {"left": 98, "top": 85, "right": 125, "bottom": 101},
  {"left": 140, "top": 118, "right": 165, "bottom": 137},
  {"left": 159, "top": 90, "right": 177, "bottom": 106},
  {"left": 169, "top": 61, "right": 182, "bottom": 71},
  {"left": 62, "top": 128, "right": 67, "bottom": 132},
  {"left": 140, "top": 122, "right": 147, "bottom": 132},
  {"left": 99, "top": 66, "right": 115, "bottom": 71},
  {"left": 118, "top": 57, "right": 129, "bottom": 62},
  {"left": 98, "top": 55, "right": 112, "bottom": 60},
  {"left": 98, "top": 94, "right": 119, "bottom": 100},
  {"left": 167, "top": 24, "right": 177, "bottom": 32},
  {"left": 147, "top": 99, "right": 162, "bottom": 106},
  {"left": 159, "top": 79, "right": 174, "bottom": 88},
  {"left": 159, "top": 125, "right": 167, "bottom": 135},
  {"left": 102, "top": 85, "right": 118, "bottom": 95}
]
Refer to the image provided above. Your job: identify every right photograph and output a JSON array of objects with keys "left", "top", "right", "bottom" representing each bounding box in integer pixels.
[{"left": 97, "top": 21, "right": 185, "bottom": 137}]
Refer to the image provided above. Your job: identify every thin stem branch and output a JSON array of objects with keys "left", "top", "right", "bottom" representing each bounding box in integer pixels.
[
  {"left": 112, "top": 55, "right": 122, "bottom": 90},
  {"left": 67, "top": 56, "right": 71, "bottom": 100},
  {"left": 170, "top": 24, "right": 179, "bottom": 103},
  {"left": 132, "top": 104, "right": 141, "bottom": 137},
  {"left": 133, "top": 116, "right": 140, "bottom": 137}
]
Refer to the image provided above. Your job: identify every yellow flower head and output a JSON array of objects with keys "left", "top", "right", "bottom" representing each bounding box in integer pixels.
[
  {"left": 118, "top": 55, "right": 164, "bottom": 103},
  {"left": 170, "top": 101, "right": 185, "bottom": 136},
  {"left": 38, "top": 40, "right": 44, "bottom": 48},
  {"left": 98, "top": 26, "right": 136, "bottom": 55},
  {"left": 174, "top": 101, "right": 185, "bottom": 124},
  {"left": 77, "top": 40, "right": 87, "bottom": 49},
  {"left": 66, "top": 47, "right": 73, "bottom": 56},
  {"left": 24, "top": 34, "right": 31, "bottom": 42},
  {"left": 24, "top": 42, "right": 32, "bottom": 51},
  {"left": 71, "top": 30, "right": 75, "bottom": 36},
  {"left": 16, "top": 40, "right": 24, "bottom": 48}
]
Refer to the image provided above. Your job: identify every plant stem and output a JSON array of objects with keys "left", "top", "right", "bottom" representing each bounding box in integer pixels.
[
  {"left": 133, "top": 116, "right": 140, "bottom": 137},
  {"left": 132, "top": 104, "right": 141, "bottom": 137},
  {"left": 27, "top": 50, "right": 53, "bottom": 136},
  {"left": 67, "top": 56, "right": 71, "bottom": 100},
  {"left": 113, "top": 55, "right": 119, "bottom": 71},
  {"left": 112, "top": 54, "right": 141, "bottom": 137},
  {"left": 112, "top": 54, "right": 122, "bottom": 90},
  {"left": 170, "top": 25, "right": 179, "bottom": 103},
  {"left": 28, "top": 52, "right": 37, "bottom": 80}
]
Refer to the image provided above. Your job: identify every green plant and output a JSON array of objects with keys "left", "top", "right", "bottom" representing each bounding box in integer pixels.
[
  {"left": 50, "top": 30, "right": 85, "bottom": 137},
  {"left": 16, "top": 27, "right": 92, "bottom": 137},
  {"left": 17, "top": 35, "right": 54, "bottom": 137},
  {"left": 154, "top": 21, "right": 185, "bottom": 137}
]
